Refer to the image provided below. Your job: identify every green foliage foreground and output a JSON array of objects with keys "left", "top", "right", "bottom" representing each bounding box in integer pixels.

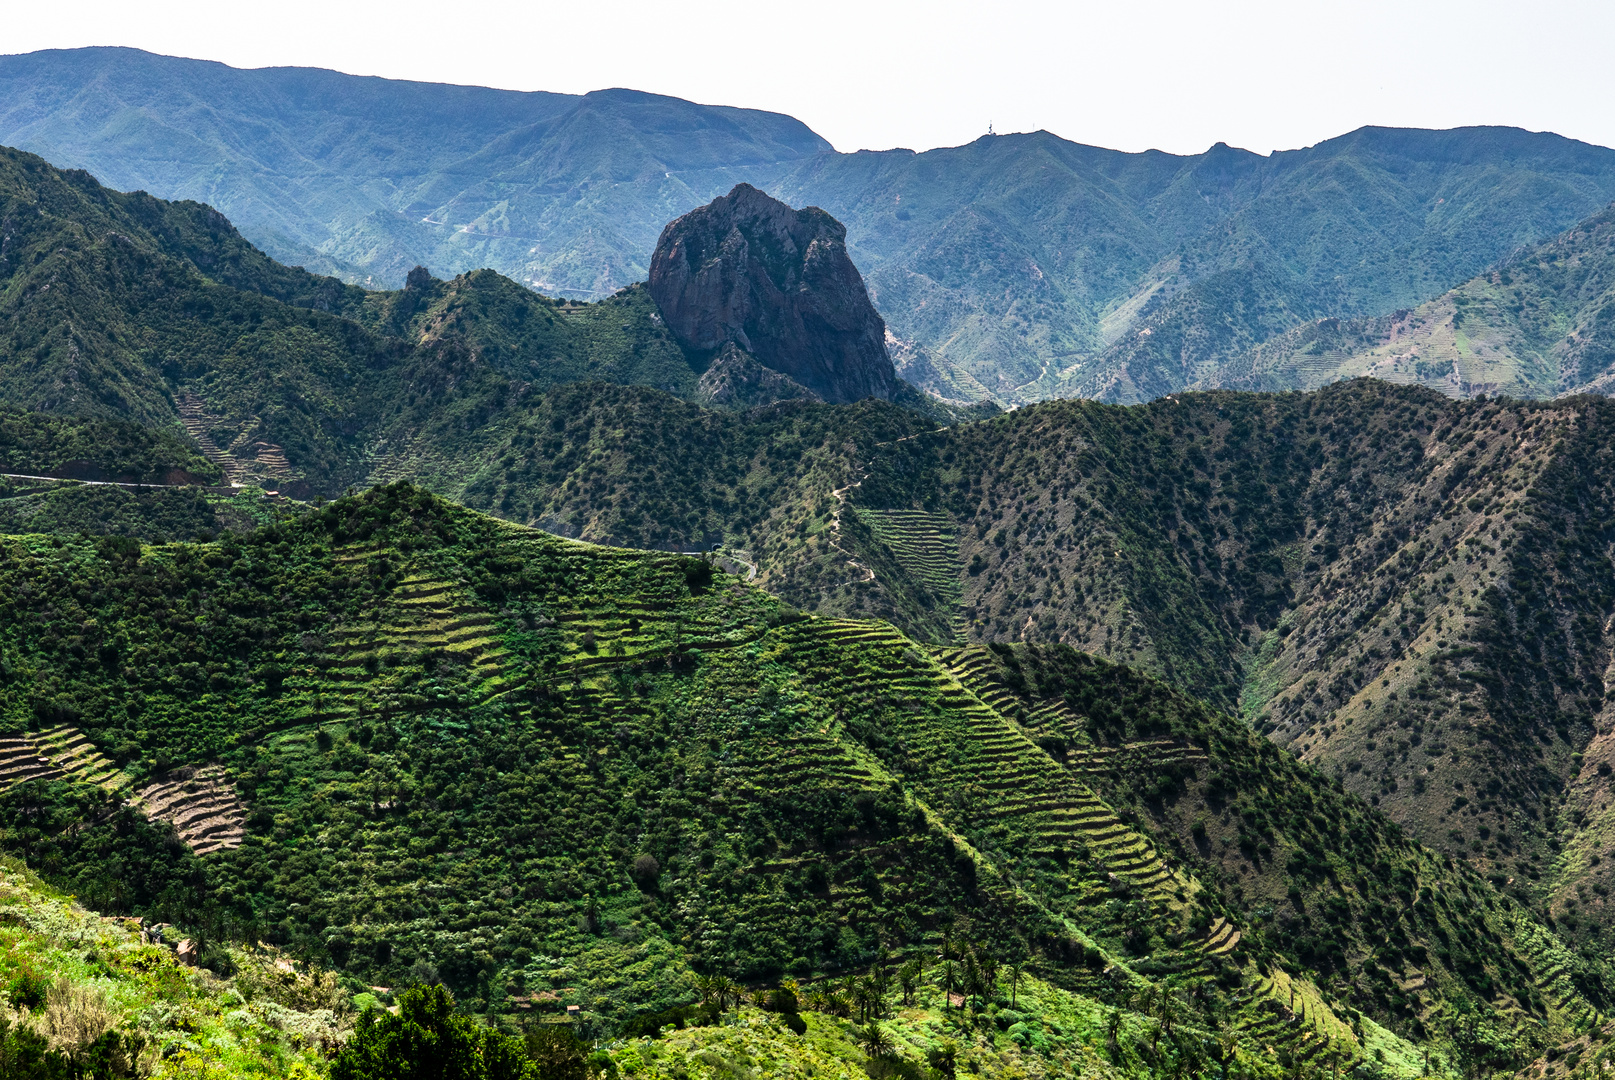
[
  {"left": 332, "top": 984, "right": 536, "bottom": 1080},
  {"left": 0, "top": 484, "right": 1607, "bottom": 1079}
]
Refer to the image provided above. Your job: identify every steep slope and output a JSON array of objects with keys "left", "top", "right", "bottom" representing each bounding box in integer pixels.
[
  {"left": 0, "top": 484, "right": 1599, "bottom": 1074},
  {"left": 785, "top": 383, "right": 1615, "bottom": 947},
  {"left": 0, "top": 143, "right": 403, "bottom": 486},
  {"left": 0, "top": 47, "right": 831, "bottom": 295},
  {"left": 1207, "top": 204, "right": 1615, "bottom": 399},
  {"left": 0, "top": 856, "right": 351, "bottom": 1076},
  {"left": 329, "top": 373, "right": 1615, "bottom": 942}
]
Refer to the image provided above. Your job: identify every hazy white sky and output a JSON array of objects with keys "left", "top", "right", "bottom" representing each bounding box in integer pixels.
[{"left": 8, "top": 0, "right": 1615, "bottom": 156}]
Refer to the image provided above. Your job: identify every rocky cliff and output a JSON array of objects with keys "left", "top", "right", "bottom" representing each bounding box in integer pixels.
[{"left": 648, "top": 184, "right": 897, "bottom": 404}]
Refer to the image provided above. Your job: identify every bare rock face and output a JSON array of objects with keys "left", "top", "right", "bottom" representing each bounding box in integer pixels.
[{"left": 649, "top": 184, "right": 897, "bottom": 404}]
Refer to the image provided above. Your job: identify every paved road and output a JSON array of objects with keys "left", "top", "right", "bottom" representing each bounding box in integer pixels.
[{"left": 0, "top": 473, "right": 243, "bottom": 492}]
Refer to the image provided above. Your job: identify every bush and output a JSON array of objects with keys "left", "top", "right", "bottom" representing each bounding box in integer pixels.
[
  {"left": 331, "top": 984, "right": 535, "bottom": 1080},
  {"left": 6, "top": 967, "right": 49, "bottom": 1011},
  {"left": 525, "top": 1026, "right": 587, "bottom": 1080},
  {"left": 630, "top": 854, "right": 660, "bottom": 890},
  {"left": 683, "top": 557, "right": 713, "bottom": 592}
]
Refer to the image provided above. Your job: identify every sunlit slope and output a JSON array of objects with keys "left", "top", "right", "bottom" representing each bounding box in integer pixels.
[{"left": 0, "top": 484, "right": 1602, "bottom": 1071}]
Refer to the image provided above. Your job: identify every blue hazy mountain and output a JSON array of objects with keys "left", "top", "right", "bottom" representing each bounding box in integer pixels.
[
  {"left": 8, "top": 48, "right": 1615, "bottom": 402},
  {"left": 0, "top": 47, "right": 829, "bottom": 295}
]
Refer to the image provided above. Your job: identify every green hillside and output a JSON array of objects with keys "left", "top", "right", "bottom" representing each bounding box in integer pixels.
[
  {"left": 0, "top": 484, "right": 1606, "bottom": 1080},
  {"left": 0, "top": 490, "right": 1608, "bottom": 1078},
  {"left": 14, "top": 270, "right": 1601, "bottom": 965},
  {"left": 0, "top": 854, "right": 348, "bottom": 1077},
  {"left": 1204, "top": 204, "right": 1615, "bottom": 399},
  {"left": 505, "top": 379, "right": 1614, "bottom": 958}
]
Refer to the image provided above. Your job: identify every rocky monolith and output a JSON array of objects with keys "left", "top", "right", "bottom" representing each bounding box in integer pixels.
[{"left": 648, "top": 184, "right": 897, "bottom": 404}]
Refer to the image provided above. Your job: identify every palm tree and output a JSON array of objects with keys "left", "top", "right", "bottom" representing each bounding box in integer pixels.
[
  {"left": 977, "top": 951, "right": 1000, "bottom": 1001},
  {"left": 852, "top": 975, "right": 879, "bottom": 1023},
  {"left": 868, "top": 962, "right": 895, "bottom": 1014},
  {"left": 897, "top": 958, "right": 923, "bottom": 1006},
  {"left": 1129, "top": 983, "right": 1167, "bottom": 1051},
  {"left": 937, "top": 959, "right": 960, "bottom": 1010},
  {"left": 1008, "top": 962, "right": 1024, "bottom": 1008},
  {"left": 1215, "top": 1030, "right": 1240, "bottom": 1078},
  {"left": 1157, "top": 983, "right": 1183, "bottom": 1041},
  {"left": 698, "top": 974, "right": 739, "bottom": 1011},
  {"left": 961, "top": 951, "right": 983, "bottom": 1005},
  {"left": 857, "top": 1022, "right": 892, "bottom": 1059}
]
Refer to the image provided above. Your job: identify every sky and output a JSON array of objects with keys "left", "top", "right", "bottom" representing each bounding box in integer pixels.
[{"left": 6, "top": 0, "right": 1615, "bottom": 156}]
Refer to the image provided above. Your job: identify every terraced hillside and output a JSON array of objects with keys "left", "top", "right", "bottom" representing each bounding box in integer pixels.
[
  {"left": 851, "top": 508, "right": 965, "bottom": 641},
  {"left": 131, "top": 765, "right": 247, "bottom": 855},
  {"left": 947, "top": 643, "right": 1615, "bottom": 1041},
  {"left": 0, "top": 484, "right": 1601, "bottom": 1077},
  {"left": 816, "top": 381, "right": 1615, "bottom": 941}
]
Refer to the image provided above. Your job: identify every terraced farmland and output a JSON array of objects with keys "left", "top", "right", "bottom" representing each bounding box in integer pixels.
[
  {"left": 30, "top": 723, "right": 128, "bottom": 791},
  {"left": 851, "top": 507, "right": 965, "bottom": 640},
  {"left": 0, "top": 733, "right": 62, "bottom": 790},
  {"left": 0, "top": 484, "right": 1603, "bottom": 1069},
  {"left": 132, "top": 765, "right": 248, "bottom": 855}
]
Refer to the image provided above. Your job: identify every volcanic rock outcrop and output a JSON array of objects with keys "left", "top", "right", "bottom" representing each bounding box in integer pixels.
[{"left": 648, "top": 184, "right": 897, "bottom": 404}]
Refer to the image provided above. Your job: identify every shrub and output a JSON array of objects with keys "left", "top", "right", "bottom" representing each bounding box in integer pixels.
[
  {"left": 6, "top": 967, "right": 49, "bottom": 1011},
  {"left": 683, "top": 557, "right": 713, "bottom": 592},
  {"left": 630, "top": 854, "right": 660, "bottom": 890},
  {"left": 524, "top": 1025, "right": 587, "bottom": 1080},
  {"left": 330, "top": 984, "right": 535, "bottom": 1080}
]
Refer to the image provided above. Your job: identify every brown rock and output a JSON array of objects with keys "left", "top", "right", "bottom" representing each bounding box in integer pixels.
[{"left": 649, "top": 184, "right": 897, "bottom": 404}]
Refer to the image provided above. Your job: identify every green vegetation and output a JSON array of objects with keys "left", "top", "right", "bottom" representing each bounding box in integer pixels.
[
  {"left": 0, "top": 853, "right": 344, "bottom": 1078},
  {"left": 0, "top": 485, "right": 1604, "bottom": 1080},
  {"left": 10, "top": 108, "right": 1615, "bottom": 1078},
  {"left": 830, "top": 380, "right": 1615, "bottom": 918},
  {"left": 1219, "top": 205, "right": 1615, "bottom": 399},
  {"left": 0, "top": 483, "right": 284, "bottom": 543},
  {"left": 0, "top": 410, "right": 220, "bottom": 484},
  {"left": 332, "top": 984, "right": 534, "bottom": 1080}
]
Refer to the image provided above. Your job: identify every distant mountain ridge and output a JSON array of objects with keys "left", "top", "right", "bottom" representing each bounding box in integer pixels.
[
  {"left": 9, "top": 48, "right": 1615, "bottom": 405},
  {"left": 1196, "top": 202, "right": 1615, "bottom": 398},
  {"left": 0, "top": 47, "right": 829, "bottom": 295}
]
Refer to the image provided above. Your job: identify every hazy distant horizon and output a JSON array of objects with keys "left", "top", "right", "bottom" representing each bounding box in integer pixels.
[{"left": 7, "top": 0, "right": 1615, "bottom": 159}]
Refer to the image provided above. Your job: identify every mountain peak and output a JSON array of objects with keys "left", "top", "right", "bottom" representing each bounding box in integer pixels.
[{"left": 647, "top": 183, "right": 898, "bottom": 404}]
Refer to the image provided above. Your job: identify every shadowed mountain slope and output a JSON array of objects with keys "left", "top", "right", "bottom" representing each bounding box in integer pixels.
[{"left": 0, "top": 147, "right": 906, "bottom": 497}]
